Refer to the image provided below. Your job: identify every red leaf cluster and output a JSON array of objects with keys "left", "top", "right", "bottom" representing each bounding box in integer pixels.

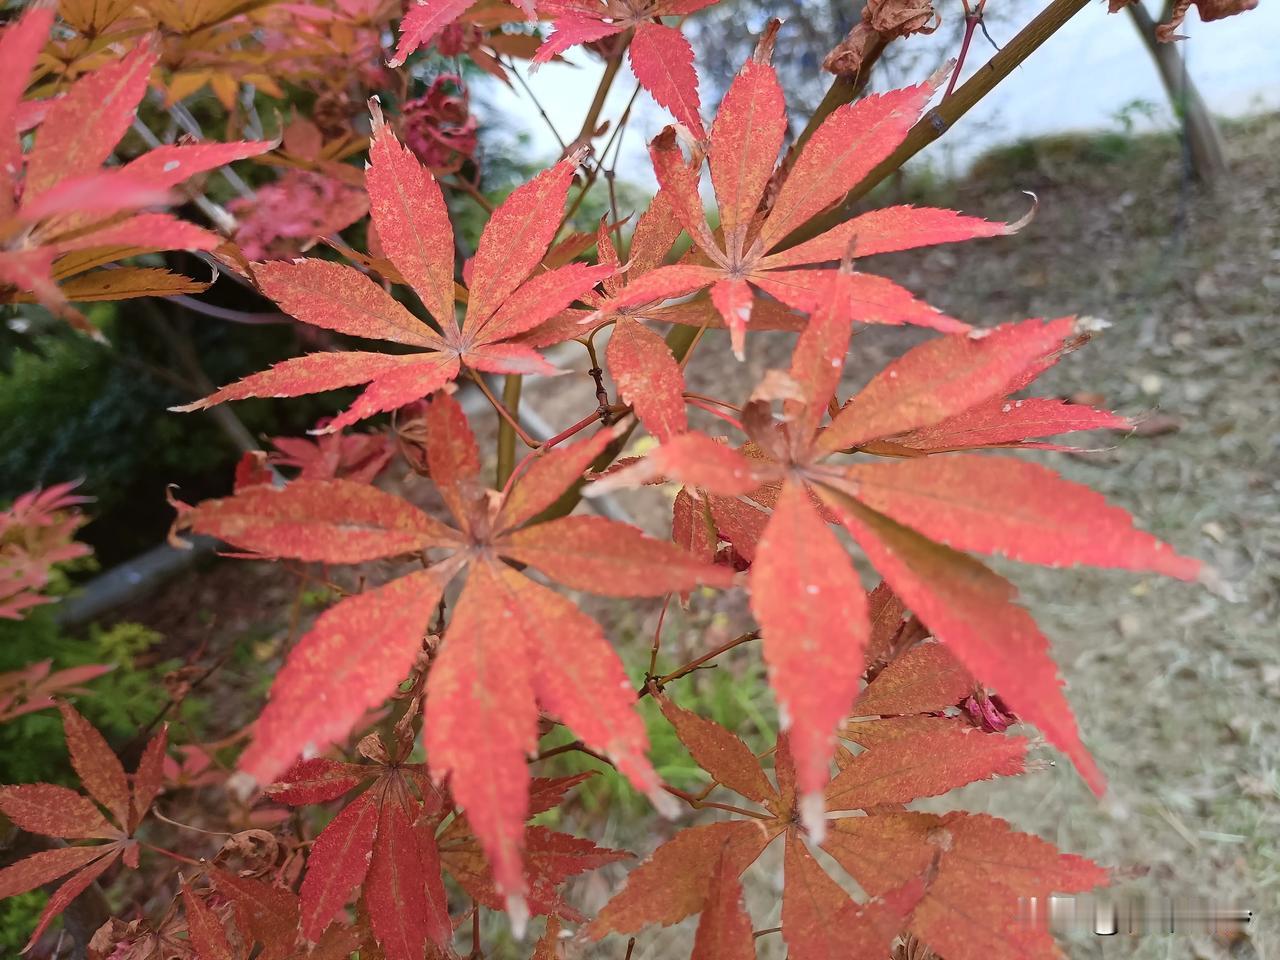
[
  {"left": 0, "top": 8, "right": 271, "bottom": 330},
  {"left": 0, "top": 481, "right": 92, "bottom": 621},
  {"left": 172, "top": 391, "right": 731, "bottom": 915},
  {"left": 590, "top": 683, "right": 1108, "bottom": 960},
  {"left": 0, "top": 8, "right": 1221, "bottom": 958},
  {"left": 0, "top": 705, "right": 168, "bottom": 951}
]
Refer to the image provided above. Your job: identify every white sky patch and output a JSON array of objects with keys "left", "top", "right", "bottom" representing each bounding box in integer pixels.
[{"left": 475, "top": 0, "right": 1280, "bottom": 187}]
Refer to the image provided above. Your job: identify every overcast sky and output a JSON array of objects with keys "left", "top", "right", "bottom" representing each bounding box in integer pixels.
[{"left": 478, "top": 0, "right": 1280, "bottom": 188}]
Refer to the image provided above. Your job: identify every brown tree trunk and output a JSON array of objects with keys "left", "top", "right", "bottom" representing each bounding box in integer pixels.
[{"left": 1127, "top": 0, "right": 1229, "bottom": 185}]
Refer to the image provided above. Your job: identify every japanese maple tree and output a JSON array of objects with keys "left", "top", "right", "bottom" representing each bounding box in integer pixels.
[{"left": 0, "top": 0, "right": 1244, "bottom": 956}]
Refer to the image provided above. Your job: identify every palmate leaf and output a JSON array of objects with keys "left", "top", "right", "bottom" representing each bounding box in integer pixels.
[
  {"left": 178, "top": 393, "right": 730, "bottom": 915},
  {"left": 827, "top": 497, "right": 1109, "bottom": 796},
  {"left": 782, "top": 832, "right": 923, "bottom": 960},
  {"left": 597, "top": 313, "right": 1200, "bottom": 805},
  {"left": 0, "top": 10, "right": 272, "bottom": 322},
  {"left": 822, "top": 812, "right": 1109, "bottom": 960},
  {"left": 438, "top": 819, "right": 630, "bottom": 922},
  {"left": 210, "top": 869, "right": 304, "bottom": 960},
  {"left": 179, "top": 114, "right": 611, "bottom": 431},
  {"left": 588, "top": 820, "right": 781, "bottom": 935},
  {"left": 0, "top": 705, "right": 167, "bottom": 950},
  {"left": 596, "top": 33, "right": 1023, "bottom": 357},
  {"left": 854, "top": 640, "right": 975, "bottom": 717},
  {"left": 534, "top": 0, "right": 715, "bottom": 136},
  {"left": 268, "top": 755, "right": 622, "bottom": 955},
  {"left": 268, "top": 750, "right": 450, "bottom": 960},
  {"left": 592, "top": 680, "right": 1102, "bottom": 959}
]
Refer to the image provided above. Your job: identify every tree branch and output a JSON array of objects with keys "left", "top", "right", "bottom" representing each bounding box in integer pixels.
[{"left": 776, "top": 0, "right": 1093, "bottom": 250}]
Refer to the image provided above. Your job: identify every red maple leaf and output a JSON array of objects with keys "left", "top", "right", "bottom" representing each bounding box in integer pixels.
[
  {"left": 593, "top": 27, "right": 1030, "bottom": 358},
  {"left": 171, "top": 392, "right": 733, "bottom": 916},
  {"left": 0, "top": 704, "right": 168, "bottom": 951},
  {"left": 588, "top": 689, "right": 1108, "bottom": 960},
  {"left": 595, "top": 295, "right": 1201, "bottom": 822},
  {"left": 229, "top": 169, "right": 370, "bottom": 261},
  {"left": 399, "top": 74, "right": 479, "bottom": 172},
  {"left": 265, "top": 736, "right": 452, "bottom": 959},
  {"left": 0, "top": 8, "right": 271, "bottom": 331},
  {"left": 176, "top": 104, "right": 612, "bottom": 432}
]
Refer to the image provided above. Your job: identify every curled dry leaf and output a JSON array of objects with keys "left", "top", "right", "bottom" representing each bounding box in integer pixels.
[{"left": 824, "top": 0, "right": 940, "bottom": 78}]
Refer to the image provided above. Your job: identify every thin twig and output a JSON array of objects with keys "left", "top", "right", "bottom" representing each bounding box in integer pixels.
[
  {"left": 151, "top": 808, "right": 233, "bottom": 838},
  {"left": 168, "top": 294, "right": 291, "bottom": 325},
  {"left": 646, "top": 631, "right": 760, "bottom": 691},
  {"left": 685, "top": 396, "right": 745, "bottom": 432},
  {"left": 572, "top": 42, "right": 628, "bottom": 149},
  {"left": 509, "top": 60, "right": 567, "bottom": 151},
  {"left": 649, "top": 595, "right": 672, "bottom": 679}
]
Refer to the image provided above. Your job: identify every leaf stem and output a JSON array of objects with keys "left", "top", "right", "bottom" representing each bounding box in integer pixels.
[
  {"left": 151, "top": 809, "right": 232, "bottom": 838},
  {"left": 140, "top": 842, "right": 204, "bottom": 867},
  {"left": 509, "top": 59, "right": 567, "bottom": 150},
  {"left": 527, "top": 321, "right": 708, "bottom": 523},
  {"left": 472, "top": 374, "right": 538, "bottom": 448},
  {"left": 501, "top": 409, "right": 607, "bottom": 498},
  {"left": 676, "top": 323, "right": 709, "bottom": 372},
  {"left": 661, "top": 785, "right": 770, "bottom": 820},
  {"left": 542, "top": 409, "right": 605, "bottom": 449},
  {"left": 536, "top": 631, "right": 761, "bottom": 768},
  {"left": 649, "top": 594, "right": 672, "bottom": 678},
  {"left": 685, "top": 396, "right": 745, "bottom": 432}
]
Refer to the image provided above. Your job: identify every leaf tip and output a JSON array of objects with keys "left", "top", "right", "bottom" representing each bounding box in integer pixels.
[
  {"left": 1074, "top": 315, "right": 1111, "bottom": 334},
  {"left": 799, "top": 792, "right": 826, "bottom": 842},
  {"left": 753, "top": 18, "right": 783, "bottom": 63},
  {"left": 649, "top": 787, "right": 682, "bottom": 821},
  {"left": 1006, "top": 190, "right": 1039, "bottom": 234},
  {"left": 505, "top": 893, "right": 530, "bottom": 940},
  {"left": 227, "top": 770, "right": 258, "bottom": 803},
  {"left": 367, "top": 95, "right": 385, "bottom": 130}
]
